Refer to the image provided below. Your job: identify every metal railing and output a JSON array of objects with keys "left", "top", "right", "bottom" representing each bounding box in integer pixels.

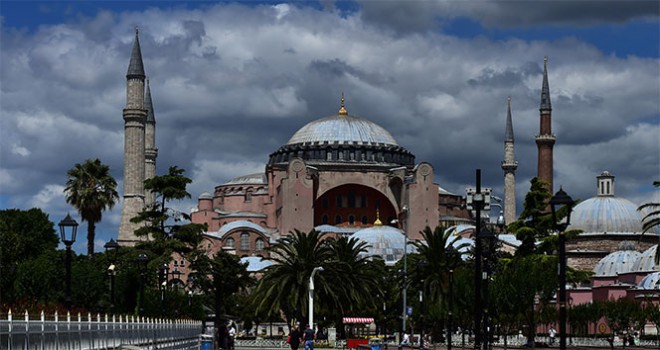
[{"left": 0, "top": 310, "right": 202, "bottom": 350}]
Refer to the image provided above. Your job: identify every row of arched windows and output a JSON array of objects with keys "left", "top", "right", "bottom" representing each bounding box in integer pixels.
[{"left": 224, "top": 232, "right": 265, "bottom": 252}]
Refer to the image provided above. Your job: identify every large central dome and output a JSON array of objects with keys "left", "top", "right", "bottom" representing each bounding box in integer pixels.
[
  {"left": 287, "top": 114, "right": 399, "bottom": 146},
  {"left": 268, "top": 98, "right": 414, "bottom": 167}
]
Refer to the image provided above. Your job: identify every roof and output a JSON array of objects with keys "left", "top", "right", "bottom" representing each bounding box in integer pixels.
[
  {"left": 352, "top": 225, "right": 407, "bottom": 265},
  {"left": 593, "top": 250, "right": 641, "bottom": 276},
  {"left": 287, "top": 114, "right": 398, "bottom": 146},
  {"left": 127, "top": 28, "right": 145, "bottom": 79},
  {"left": 638, "top": 272, "right": 660, "bottom": 289},
  {"left": 540, "top": 57, "right": 551, "bottom": 111},
  {"left": 223, "top": 173, "right": 267, "bottom": 186},
  {"left": 505, "top": 97, "right": 514, "bottom": 142},
  {"left": 206, "top": 220, "right": 268, "bottom": 239},
  {"left": 569, "top": 196, "right": 643, "bottom": 233},
  {"left": 632, "top": 245, "right": 658, "bottom": 273},
  {"left": 145, "top": 79, "right": 155, "bottom": 122}
]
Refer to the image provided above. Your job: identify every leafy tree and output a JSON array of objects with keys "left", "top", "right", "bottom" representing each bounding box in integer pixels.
[
  {"left": 507, "top": 177, "right": 553, "bottom": 256},
  {"left": 190, "top": 250, "right": 252, "bottom": 349},
  {"left": 253, "top": 229, "right": 333, "bottom": 323},
  {"left": 638, "top": 181, "right": 660, "bottom": 263},
  {"left": 599, "top": 299, "right": 643, "bottom": 349},
  {"left": 64, "top": 158, "right": 119, "bottom": 258},
  {"left": 0, "top": 208, "right": 59, "bottom": 305},
  {"left": 131, "top": 166, "right": 206, "bottom": 262},
  {"left": 13, "top": 249, "right": 64, "bottom": 308},
  {"left": 409, "top": 226, "right": 469, "bottom": 339}
]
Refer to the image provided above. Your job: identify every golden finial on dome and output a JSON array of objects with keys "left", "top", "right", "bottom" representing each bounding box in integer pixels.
[
  {"left": 373, "top": 209, "right": 382, "bottom": 226},
  {"left": 338, "top": 92, "right": 348, "bottom": 116}
]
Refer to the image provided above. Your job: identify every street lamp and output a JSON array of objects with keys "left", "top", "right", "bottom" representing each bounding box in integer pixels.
[
  {"left": 59, "top": 214, "right": 78, "bottom": 311},
  {"left": 308, "top": 266, "right": 324, "bottom": 329},
  {"left": 417, "top": 260, "right": 429, "bottom": 349},
  {"left": 104, "top": 239, "right": 120, "bottom": 313},
  {"left": 171, "top": 269, "right": 182, "bottom": 292},
  {"left": 549, "top": 187, "right": 573, "bottom": 350},
  {"left": 446, "top": 245, "right": 459, "bottom": 350},
  {"left": 137, "top": 253, "right": 148, "bottom": 316}
]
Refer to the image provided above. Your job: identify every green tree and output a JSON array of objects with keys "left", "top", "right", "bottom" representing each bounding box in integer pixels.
[
  {"left": 0, "top": 208, "right": 59, "bottom": 305},
  {"left": 253, "top": 230, "right": 333, "bottom": 323},
  {"left": 409, "top": 226, "right": 469, "bottom": 339},
  {"left": 131, "top": 166, "right": 206, "bottom": 261},
  {"left": 191, "top": 250, "right": 253, "bottom": 349},
  {"left": 64, "top": 158, "right": 119, "bottom": 258},
  {"left": 599, "top": 299, "right": 643, "bottom": 349}
]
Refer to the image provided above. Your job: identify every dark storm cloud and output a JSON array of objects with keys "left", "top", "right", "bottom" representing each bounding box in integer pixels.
[
  {"left": 357, "top": 0, "right": 659, "bottom": 32},
  {"left": 1, "top": 2, "right": 658, "bottom": 251}
]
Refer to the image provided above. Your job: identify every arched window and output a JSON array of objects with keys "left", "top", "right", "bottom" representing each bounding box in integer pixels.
[
  {"left": 225, "top": 238, "right": 235, "bottom": 249},
  {"left": 348, "top": 215, "right": 355, "bottom": 225},
  {"left": 245, "top": 189, "right": 253, "bottom": 202},
  {"left": 240, "top": 232, "right": 250, "bottom": 251},
  {"left": 348, "top": 191, "right": 356, "bottom": 208},
  {"left": 322, "top": 215, "right": 329, "bottom": 224},
  {"left": 255, "top": 238, "right": 265, "bottom": 252},
  {"left": 361, "top": 216, "right": 368, "bottom": 225},
  {"left": 335, "top": 215, "right": 342, "bottom": 224}
]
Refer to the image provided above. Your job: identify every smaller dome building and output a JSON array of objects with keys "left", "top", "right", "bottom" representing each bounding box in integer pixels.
[{"left": 566, "top": 171, "right": 658, "bottom": 271}]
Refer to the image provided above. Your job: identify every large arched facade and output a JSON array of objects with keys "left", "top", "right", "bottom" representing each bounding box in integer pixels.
[{"left": 192, "top": 100, "right": 441, "bottom": 253}]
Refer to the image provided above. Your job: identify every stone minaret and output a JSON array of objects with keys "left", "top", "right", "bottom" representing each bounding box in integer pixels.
[
  {"left": 501, "top": 97, "right": 518, "bottom": 226},
  {"left": 144, "top": 79, "right": 158, "bottom": 208},
  {"left": 535, "top": 57, "right": 556, "bottom": 193},
  {"left": 118, "top": 28, "right": 147, "bottom": 244}
]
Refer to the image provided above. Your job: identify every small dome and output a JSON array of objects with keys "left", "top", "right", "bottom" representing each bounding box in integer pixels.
[
  {"left": 632, "top": 245, "right": 659, "bottom": 272},
  {"left": 638, "top": 272, "right": 660, "bottom": 289},
  {"left": 568, "top": 196, "right": 643, "bottom": 233},
  {"left": 199, "top": 192, "right": 213, "bottom": 199},
  {"left": 352, "top": 225, "right": 407, "bottom": 265},
  {"left": 287, "top": 114, "right": 398, "bottom": 146},
  {"left": 593, "top": 250, "right": 642, "bottom": 276}
]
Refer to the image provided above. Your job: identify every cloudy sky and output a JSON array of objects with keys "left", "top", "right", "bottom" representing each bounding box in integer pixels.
[{"left": 1, "top": 1, "right": 658, "bottom": 253}]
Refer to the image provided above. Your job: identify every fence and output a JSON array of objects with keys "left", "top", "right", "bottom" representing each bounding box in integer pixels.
[{"left": 0, "top": 310, "right": 203, "bottom": 350}]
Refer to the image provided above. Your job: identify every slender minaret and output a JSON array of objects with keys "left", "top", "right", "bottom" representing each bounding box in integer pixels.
[
  {"left": 118, "top": 28, "right": 147, "bottom": 244},
  {"left": 501, "top": 97, "right": 518, "bottom": 226},
  {"left": 535, "top": 57, "right": 556, "bottom": 193},
  {"left": 144, "top": 79, "right": 158, "bottom": 208}
]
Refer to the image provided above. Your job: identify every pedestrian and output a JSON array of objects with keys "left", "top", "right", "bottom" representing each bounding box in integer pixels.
[
  {"left": 288, "top": 325, "right": 303, "bottom": 350},
  {"left": 548, "top": 327, "right": 556, "bottom": 345},
  {"left": 228, "top": 323, "right": 236, "bottom": 350},
  {"left": 303, "top": 324, "right": 315, "bottom": 350}
]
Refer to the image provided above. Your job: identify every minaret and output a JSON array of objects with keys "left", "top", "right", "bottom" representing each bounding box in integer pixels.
[
  {"left": 118, "top": 28, "right": 147, "bottom": 245},
  {"left": 501, "top": 97, "right": 518, "bottom": 226},
  {"left": 144, "top": 78, "right": 158, "bottom": 208},
  {"left": 535, "top": 57, "right": 556, "bottom": 193}
]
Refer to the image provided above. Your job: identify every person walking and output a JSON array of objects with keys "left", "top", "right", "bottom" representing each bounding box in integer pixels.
[
  {"left": 303, "top": 324, "right": 315, "bottom": 350},
  {"left": 289, "top": 325, "right": 303, "bottom": 350}
]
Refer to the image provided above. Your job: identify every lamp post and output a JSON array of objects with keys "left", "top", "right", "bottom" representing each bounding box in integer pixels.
[
  {"left": 549, "top": 187, "right": 573, "bottom": 350},
  {"left": 104, "top": 239, "right": 120, "bottom": 313},
  {"left": 417, "top": 260, "right": 429, "bottom": 349},
  {"left": 59, "top": 214, "right": 78, "bottom": 311},
  {"left": 171, "top": 269, "right": 182, "bottom": 292},
  {"left": 446, "top": 246, "right": 458, "bottom": 350},
  {"left": 137, "top": 253, "right": 148, "bottom": 316},
  {"left": 480, "top": 226, "right": 495, "bottom": 350},
  {"left": 308, "top": 266, "right": 324, "bottom": 329}
]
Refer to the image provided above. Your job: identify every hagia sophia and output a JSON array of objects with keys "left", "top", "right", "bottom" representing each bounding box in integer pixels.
[{"left": 116, "top": 29, "right": 659, "bottom": 306}]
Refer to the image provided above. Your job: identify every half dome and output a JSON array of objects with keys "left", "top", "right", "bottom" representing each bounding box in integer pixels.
[
  {"left": 352, "top": 225, "right": 406, "bottom": 265},
  {"left": 638, "top": 272, "right": 660, "bottom": 289},
  {"left": 632, "top": 245, "right": 659, "bottom": 273}
]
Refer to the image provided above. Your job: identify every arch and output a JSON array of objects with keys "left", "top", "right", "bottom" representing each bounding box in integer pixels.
[
  {"left": 316, "top": 176, "right": 399, "bottom": 211},
  {"left": 315, "top": 184, "right": 397, "bottom": 227}
]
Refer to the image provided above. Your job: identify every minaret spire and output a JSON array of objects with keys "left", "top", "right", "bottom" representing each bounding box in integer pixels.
[
  {"left": 540, "top": 56, "right": 552, "bottom": 112},
  {"left": 119, "top": 28, "right": 148, "bottom": 245},
  {"left": 127, "top": 27, "right": 145, "bottom": 79},
  {"left": 536, "top": 56, "right": 556, "bottom": 194},
  {"left": 502, "top": 97, "right": 518, "bottom": 226},
  {"left": 144, "top": 78, "right": 158, "bottom": 208}
]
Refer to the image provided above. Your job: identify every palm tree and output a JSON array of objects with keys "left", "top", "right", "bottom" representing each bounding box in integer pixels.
[
  {"left": 253, "top": 229, "right": 333, "bottom": 323},
  {"left": 64, "top": 158, "right": 119, "bottom": 257},
  {"left": 638, "top": 181, "right": 660, "bottom": 263}
]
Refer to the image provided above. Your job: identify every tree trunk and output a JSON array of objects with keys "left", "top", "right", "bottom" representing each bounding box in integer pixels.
[{"left": 87, "top": 221, "right": 95, "bottom": 260}]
